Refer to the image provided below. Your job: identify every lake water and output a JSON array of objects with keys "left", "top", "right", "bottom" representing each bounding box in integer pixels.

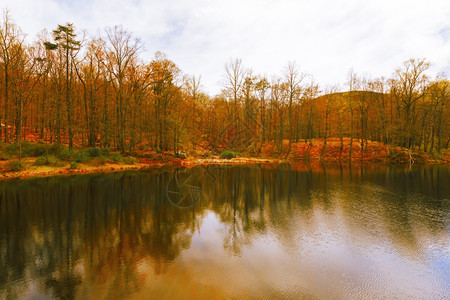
[{"left": 0, "top": 164, "right": 449, "bottom": 299}]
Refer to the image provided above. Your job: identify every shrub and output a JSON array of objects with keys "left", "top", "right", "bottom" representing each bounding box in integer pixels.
[
  {"left": 34, "top": 155, "right": 61, "bottom": 166},
  {"left": 108, "top": 153, "right": 124, "bottom": 163},
  {"left": 33, "top": 156, "right": 50, "bottom": 166},
  {"left": 34, "top": 156, "right": 49, "bottom": 166},
  {"left": 220, "top": 150, "right": 242, "bottom": 159},
  {"left": 88, "top": 147, "right": 101, "bottom": 157},
  {"left": 430, "top": 150, "right": 444, "bottom": 160},
  {"left": 6, "top": 161, "right": 24, "bottom": 172},
  {"left": 48, "top": 143, "right": 63, "bottom": 155},
  {"left": 69, "top": 161, "right": 79, "bottom": 169},
  {"left": 4, "top": 143, "right": 19, "bottom": 156},
  {"left": 4, "top": 142, "right": 53, "bottom": 157},
  {"left": 74, "top": 151, "right": 89, "bottom": 163},
  {"left": 123, "top": 156, "right": 136, "bottom": 165},
  {"left": 58, "top": 148, "right": 73, "bottom": 161},
  {"left": 101, "top": 147, "right": 110, "bottom": 156},
  {"left": 28, "top": 143, "right": 46, "bottom": 157},
  {"left": 97, "top": 156, "right": 106, "bottom": 165}
]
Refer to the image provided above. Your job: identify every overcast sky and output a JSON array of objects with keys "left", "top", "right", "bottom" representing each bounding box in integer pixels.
[{"left": 2, "top": 0, "right": 450, "bottom": 95}]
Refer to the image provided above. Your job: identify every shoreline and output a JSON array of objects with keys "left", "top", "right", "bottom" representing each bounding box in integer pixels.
[
  {"left": 0, "top": 154, "right": 447, "bottom": 180},
  {"left": 0, "top": 157, "right": 285, "bottom": 180},
  {"left": 0, "top": 138, "right": 448, "bottom": 180}
]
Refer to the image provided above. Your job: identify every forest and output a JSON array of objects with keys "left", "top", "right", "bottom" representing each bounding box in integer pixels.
[{"left": 0, "top": 10, "right": 449, "bottom": 166}]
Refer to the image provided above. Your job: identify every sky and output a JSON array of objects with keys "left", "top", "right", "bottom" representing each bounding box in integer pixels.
[{"left": 2, "top": 0, "right": 450, "bottom": 95}]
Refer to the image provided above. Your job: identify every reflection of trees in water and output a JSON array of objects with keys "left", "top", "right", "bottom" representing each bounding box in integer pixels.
[
  {"left": 0, "top": 165, "right": 448, "bottom": 298},
  {"left": 0, "top": 171, "right": 199, "bottom": 299}
]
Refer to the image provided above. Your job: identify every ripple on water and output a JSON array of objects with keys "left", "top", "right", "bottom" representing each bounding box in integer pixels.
[{"left": 0, "top": 165, "right": 448, "bottom": 299}]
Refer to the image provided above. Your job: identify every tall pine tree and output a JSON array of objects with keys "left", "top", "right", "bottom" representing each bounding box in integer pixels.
[{"left": 44, "top": 23, "right": 80, "bottom": 150}]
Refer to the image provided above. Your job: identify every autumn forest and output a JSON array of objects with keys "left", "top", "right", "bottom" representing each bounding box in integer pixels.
[
  {"left": 1, "top": 11, "right": 449, "bottom": 166},
  {"left": 1, "top": 4, "right": 450, "bottom": 299}
]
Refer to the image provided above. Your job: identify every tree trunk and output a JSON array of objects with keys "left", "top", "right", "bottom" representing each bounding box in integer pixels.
[
  {"left": 3, "top": 63, "right": 8, "bottom": 142},
  {"left": 349, "top": 102, "right": 354, "bottom": 162},
  {"left": 102, "top": 82, "right": 109, "bottom": 148}
]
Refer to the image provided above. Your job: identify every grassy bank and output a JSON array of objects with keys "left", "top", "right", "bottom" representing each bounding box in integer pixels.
[{"left": 0, "top": 139, "right": 448, "bottom": 179}]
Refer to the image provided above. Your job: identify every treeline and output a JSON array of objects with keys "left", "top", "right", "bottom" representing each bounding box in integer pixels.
[{"left": 0, "top": 10, "right": 449, "bottom": 160}]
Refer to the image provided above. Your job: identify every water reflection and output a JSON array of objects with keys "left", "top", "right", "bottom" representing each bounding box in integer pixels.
[{"left": 0, "top": 165, "right": 448, "bottom": 299}]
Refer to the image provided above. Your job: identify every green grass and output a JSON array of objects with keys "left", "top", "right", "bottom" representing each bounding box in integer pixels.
[
  {"left": 108, "top": 153, "right": 124, "bottom": 163},
  {"left": 430, "top": 150, "right": 445, "bottom": 160},
  {"left": 220, "top": 150, "right": 242, "bottom": 159},
  {"left": 123, "top": 156, "right": 136, "bottom": 165},
  {"left": 4, "top": 141, "right": 48, "bottom": 157},
  {"left": 33, "top": 155, "right": 62, "bottom": 166},
  {"left": 101, "top": 147, "right": 111, "bottom": 156},
  {"left": 58, "top": 147, "right": 73, "bottom": 161},
  {"left": 74, "top": 150, "right": 89, "bottom": 163},
  {"left": 6, "top": 161, "right": 24, "bottom": 172},
  {"left": 0, "top": 141, "right": 141, "bottom": 169},
  {"left": 2, "top": 141, "right": 64, "bottom": 158}
]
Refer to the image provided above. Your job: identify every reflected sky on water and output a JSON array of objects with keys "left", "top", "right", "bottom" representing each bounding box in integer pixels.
[{"left": 0, "top": 164, "right": 449, "bottom": 299}]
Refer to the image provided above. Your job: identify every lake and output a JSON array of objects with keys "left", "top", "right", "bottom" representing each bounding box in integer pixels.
[{"left": 0, "top": 164, "right": 449, "bottom": 299}]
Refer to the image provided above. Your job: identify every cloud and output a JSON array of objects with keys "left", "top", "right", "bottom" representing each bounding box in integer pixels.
[{"left": 3, "top": 0, "right": 450, "bottom": 94}]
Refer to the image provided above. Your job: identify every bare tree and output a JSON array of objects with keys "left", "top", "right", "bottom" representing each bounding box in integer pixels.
[
  {"left": 321, "top": 86, "right": 337, "bottom": 158},
  {"left": 283, "top": 61, "right": 305, "bottom": 157},
  {"left": 12, "top": 44, "right": 40, "bottom": 161},
  {"left": 44, "top": 23, "right": 81, "bottom": 150},
  {"left": 222, "top": 58, "right": 247, "bottom": 141},
  {"left": 303, "top": 79, "right": 320, "bottom": 146},
  {"left": 346, "top": 68, "right": 358, "bottom": 162},
  {"left": 183, "top": 74, "right": 204, "bottom": 149},
  {"left": 355, "top": 76, "right": 376, "bottom": 161},
  {"left": 270, "top": 78, "right": 288, "bottom": 153},
  {"left": 73, "top": 37, "right": 107, "bottom": 147},
  {"left": 427, "top": 77, "right": 449, "bottom": 153},
  {"left": 255, "top": 75, "right": 270, "bottom": 152},
  {"left": 104, "top": 25, "right": 141, "bottom": 151},
  {"left": 371, "top": 77, "right": 389, "bottom": 145},
  {"left": 0, "top": 10, "right": 23, "bottom": 142},
  {"left": 390, "top": 58, "right": 430, "bottom": 149}
]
